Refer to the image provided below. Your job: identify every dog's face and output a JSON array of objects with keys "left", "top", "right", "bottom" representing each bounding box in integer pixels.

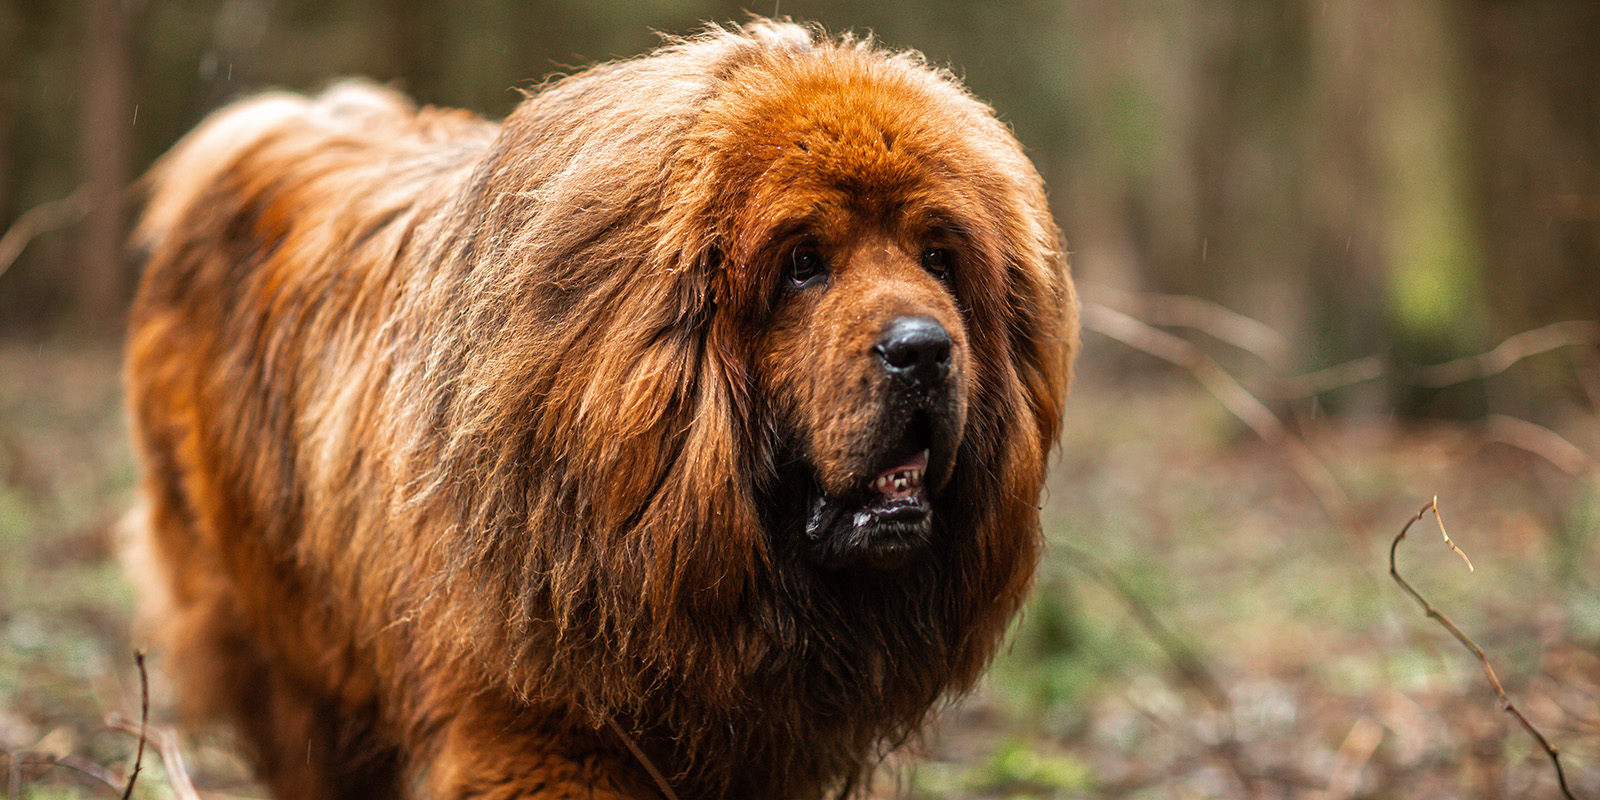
[
  {"left": 707, "top": 68, "right": 991, "bottom": 569},
  {"left": 758, "top": 217, "right": 971, "bottom": 569}
]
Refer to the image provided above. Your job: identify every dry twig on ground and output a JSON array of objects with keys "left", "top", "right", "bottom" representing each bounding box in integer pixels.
[
  {"left": 1388, "top": 498, "right": 1581, "bottom": 800},
  {"left": 0, "top": 745, "right": 125, "bottom": 797},
  {"left": 103, "top": 649, "right": 202, "bottom": 800},
  {"left": 117, "top": 651, "right": 148, "bottom": 800},
  {"left": 105, "top": 714, "right": 201, "bottom": 800}
]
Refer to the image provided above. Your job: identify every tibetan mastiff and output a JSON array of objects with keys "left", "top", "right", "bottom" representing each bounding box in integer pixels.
[{"left": 124, "top": 19, "right": 1076, "bottom": 800}]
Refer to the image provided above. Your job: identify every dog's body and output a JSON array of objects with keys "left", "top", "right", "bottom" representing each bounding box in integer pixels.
[{"left": 124, "top": 21, "right": 1075, "bottom": 799}]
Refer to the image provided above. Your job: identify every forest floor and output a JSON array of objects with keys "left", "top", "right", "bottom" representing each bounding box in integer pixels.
[{"left": 2, "top": 339, "right": 1597, "bottom": 799}]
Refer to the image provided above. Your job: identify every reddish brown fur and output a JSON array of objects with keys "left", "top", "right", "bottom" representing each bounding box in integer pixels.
[{"left": 124, "top": 20, "right": 1076, "bottom": 800}]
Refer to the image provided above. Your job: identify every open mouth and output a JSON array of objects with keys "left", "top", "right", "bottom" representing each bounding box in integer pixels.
[
  {"left": 804, "top": 447, "right": 936, "bottom": 570},
  {"left": 791, "top": 402, "right": 958, "bottom": 570},
  {"left": 872, "top": 449, "right": 927, "bottom": 500}
]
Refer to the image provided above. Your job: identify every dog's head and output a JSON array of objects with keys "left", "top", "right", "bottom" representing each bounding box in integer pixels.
[{"left": 666, "top": 37, "right": 1072, "bottom": 570}]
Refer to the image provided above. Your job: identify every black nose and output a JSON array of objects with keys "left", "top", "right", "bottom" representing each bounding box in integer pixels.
[{"left": 874, "top": 316, "right": 952, "bottom": 385}]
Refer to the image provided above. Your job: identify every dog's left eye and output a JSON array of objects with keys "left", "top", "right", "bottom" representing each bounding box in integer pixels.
[
  {"left": 788, "top": 246, "right": 828, "bottom": 289},
  {"left": 921, "top": 248, "right": 951, "bottom": 280}
]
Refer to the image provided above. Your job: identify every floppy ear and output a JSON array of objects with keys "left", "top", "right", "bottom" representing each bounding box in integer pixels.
[
  {"left": 580, "top": 241, "right": 766, "bottom": 628},
  {"left": 1005, "top": 223, "right": 1076, "bottom": 455}
]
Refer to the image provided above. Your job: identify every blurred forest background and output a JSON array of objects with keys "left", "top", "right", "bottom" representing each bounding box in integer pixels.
[
  {"left": 4, "top": 0, "right": 1600, "bottom": 383},
  {"left": 2, "top": 1, "right": 1599, "bottom": 798}
]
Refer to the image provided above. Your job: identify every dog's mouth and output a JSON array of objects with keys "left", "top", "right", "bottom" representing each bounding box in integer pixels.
[
  {"left": 803, "top": 420, "right": 943, "bottom": 570},
  {"left": 872, "top": 448, "right": 927, "bottom": 500}
]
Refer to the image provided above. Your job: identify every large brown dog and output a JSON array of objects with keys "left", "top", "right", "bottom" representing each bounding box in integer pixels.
[{"left": 124, "top": 20, "right": 1075, "bottom": 800}]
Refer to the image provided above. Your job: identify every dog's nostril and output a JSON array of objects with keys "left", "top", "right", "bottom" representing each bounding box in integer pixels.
[{"left": 875, "top": 316, "right": 952, "bottom": 383}]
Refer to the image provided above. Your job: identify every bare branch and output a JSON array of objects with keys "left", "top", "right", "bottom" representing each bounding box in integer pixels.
[
  {"left": 1273, "top": 355, "right": 1385, "bottom": 399},
  {"left": 1268, "top": 322, "right": 1600, "bottom": 398},
  {"left": 1083, "top": 302, "right": 1353, "bottom": 527},
  {"left": 1088, "top": 286, "right": 1294, "bottom": 367},
  {"left": 0, "top": 745, "right": 125, "bottom": 795},
  {"left": 1413, "top": 321, "right": 1600, "bottom": 388},
  {"left": 1481, "top": 415, "right": 1600, "bottom": 477},
  {"left": 105, "top": 716, "right": 202, "bottom": 800},
  {"left": 1319, "top": 717, "right": 1383, "bottom": 800},
  {"left": 0, "top": 187, "right": 92, "bottom": 280},
  {"left": 1057, "top": 544, "right": 1230, "bottom": 711},
  {"left": 604, "top": 717, "right": 679, "bottom": 800},
  {"left": 106, "top": 651, "right": 202, "bottom": 800},
  {"left": 118, "top": 651, "right": 148, "bottom": 800},
  {"left": 1388, "top": 499, "right": 1581, "bottom": 800},
  {"left": 1, "top": 722, "right": 128, "bottom": 796},
  {"left": 1427, "top": 496, "right": 1474, "bottom": 572}
]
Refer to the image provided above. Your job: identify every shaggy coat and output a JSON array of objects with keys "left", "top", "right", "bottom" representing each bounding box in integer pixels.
[{"left": 124, "top": 20, "right": 1076, "bottom": 800}]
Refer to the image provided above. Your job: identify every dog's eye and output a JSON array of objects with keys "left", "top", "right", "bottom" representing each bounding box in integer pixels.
[
  {"left": 788, "top": 246, "right": 828, "bottom": 289},
  {"left": 921, "top": 248, "right": 951, "bottom": 280}
]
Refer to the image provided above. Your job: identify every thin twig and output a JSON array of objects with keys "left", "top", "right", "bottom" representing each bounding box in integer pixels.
[
  {"left": 1083, "top": 302, "right": 1353, "bottom": 528},
  {"left": 119, "top": 651, "right": 149, "bottom": 800},
  {"left": 104, "top": 716, "right": 202, "bottom": 800},
  {"left": 1057, "top": 544, "right": 1230, "bottom": 711},
  {"left": 1412, "top": 321, "right": 1600, "bottom": 388},
  {"left": 1319, "top": 717, "right": 1383, "bottom": 800},
  {"left": 107, "top": 649, "right": 202, "bottom": 800},
  {"left": 1427, "top": 496, "right": 1474, "bottom": 572},
  {"left": 1481, "top": 415, "right": 1600, "bottom": 477},
  {"left": 1388, "top": 499, "right": 1580, "bottom": 800},
  {"left": 604, "top": 716, "right": 679, "bottom": 800},
  {"left": 0, "top": 745, "right": 125, "bottom": 795},
  {"left": 1088, "top": 286, "right": 1294, "bottom": 367},
  {"left": 1273, "top": 355, "right": 1385, "bottom": 399},
  {"left": 4, "top": 747, "right": 16, "bottom": 800},
  {"left": 0, "top": 187, "right": 92, "bottom": 280}
]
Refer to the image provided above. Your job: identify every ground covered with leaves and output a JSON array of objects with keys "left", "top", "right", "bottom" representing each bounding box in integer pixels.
[{"left": 2, "top": 341, "right": 1596, "bottom": 799}]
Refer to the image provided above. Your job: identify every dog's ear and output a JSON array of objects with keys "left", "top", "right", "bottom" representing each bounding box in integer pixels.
[{"left": 673, "top": 244, "right": 722, "bottom": 330}]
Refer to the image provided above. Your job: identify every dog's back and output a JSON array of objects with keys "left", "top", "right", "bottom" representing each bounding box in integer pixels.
[
  {"left": 124, "top": 82, "right": 495, "bottom": 800},
  {"left": 137, "top": 80, "right": 492, "bottom": 274}
]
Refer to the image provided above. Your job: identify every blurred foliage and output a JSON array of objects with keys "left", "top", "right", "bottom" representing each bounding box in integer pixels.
[{"left": 1, "top": 0, "right": 1597, "bottom": 410}]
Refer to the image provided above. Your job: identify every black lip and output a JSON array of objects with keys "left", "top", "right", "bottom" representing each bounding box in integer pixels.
[
  {"left": 788, "top": 393, "right": 958, "bottom": 570},
  {"left": 804, "top": 489, "right": 933, "bottom": 569}
]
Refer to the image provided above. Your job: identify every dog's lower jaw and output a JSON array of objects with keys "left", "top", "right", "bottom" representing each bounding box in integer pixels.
[{"left": 804, "top": 489, "right": 934, "bottom": 569}]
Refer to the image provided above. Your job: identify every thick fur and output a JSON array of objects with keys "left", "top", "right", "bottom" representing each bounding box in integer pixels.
[{"left": 124, "top": 20, "right": 1076, "bottom": 800}]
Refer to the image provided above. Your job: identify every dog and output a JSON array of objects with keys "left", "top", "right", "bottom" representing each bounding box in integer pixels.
[{"left": 123, "top": 19, "right": 1076, "bottom": 799}]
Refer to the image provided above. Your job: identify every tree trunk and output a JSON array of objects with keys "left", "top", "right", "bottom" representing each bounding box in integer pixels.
[{"left": 77, "top": 0, "right": 135, "bottom": 332}]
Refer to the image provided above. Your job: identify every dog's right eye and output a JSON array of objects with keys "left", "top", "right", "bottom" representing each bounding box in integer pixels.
[{"left": 788, "top": 246, "right": 828, "bottom": 289}]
